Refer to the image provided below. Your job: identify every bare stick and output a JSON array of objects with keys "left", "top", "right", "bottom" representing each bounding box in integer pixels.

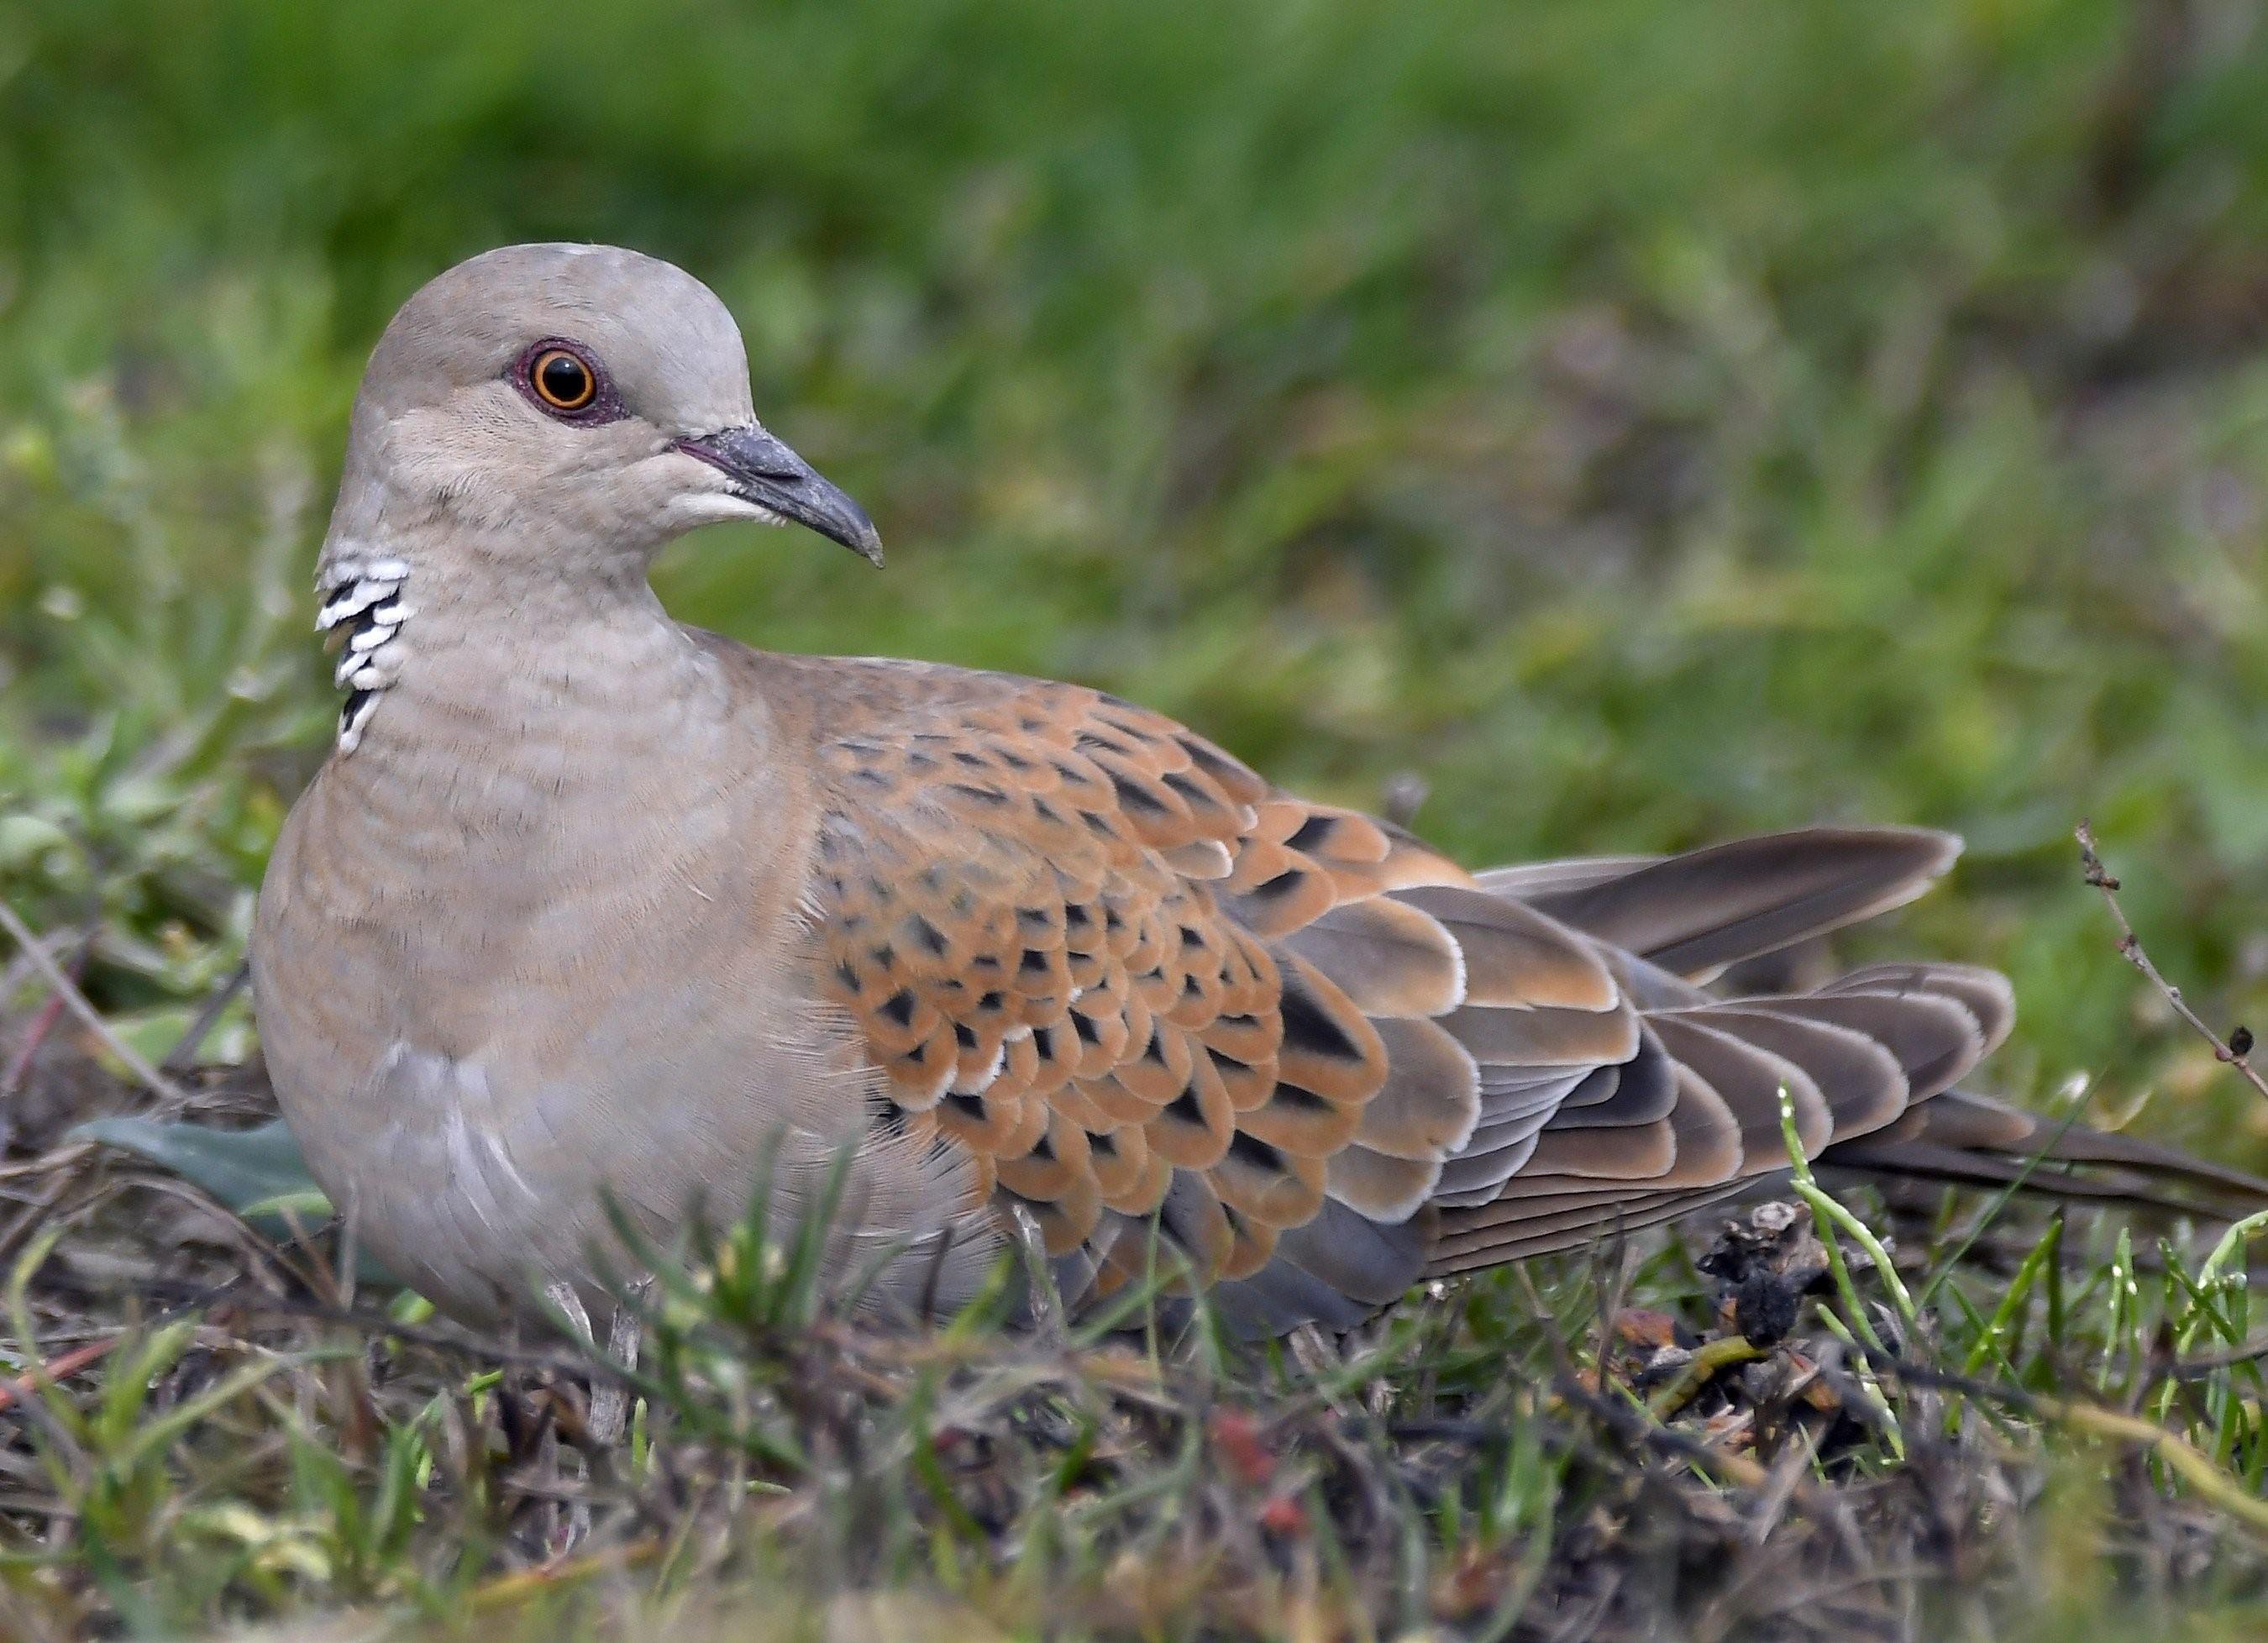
[
  {"left": 0, "top": 1334, "right": 122, "bottom": 1415},
  {"left": 3, "top": 984, "right": 71, "bottom": 1099},
  {"left": 587, "top": 1292, "right": 644, "bottom": 1448},
  {"left": 0, "top": 897, "right": 189, "bottom": 1107},
  {"left": 2076, "top": 821, "right": 2268, "bottom": 1103},
  {"left": 161, "top": 958, "right": 250, "bottom": 1074}
]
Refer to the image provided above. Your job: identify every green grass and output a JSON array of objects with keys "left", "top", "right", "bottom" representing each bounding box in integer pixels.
[
  {"left": 6, "top": 0, "right": 2268, "bottom": 1634},
  {"left": 9, "top": 1137, "right": 2268, "bottom": 1639}
]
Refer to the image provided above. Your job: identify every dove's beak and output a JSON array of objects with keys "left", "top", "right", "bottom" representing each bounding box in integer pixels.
[{"left": 672, "top": 425, "right": 884, "bottom": 567}]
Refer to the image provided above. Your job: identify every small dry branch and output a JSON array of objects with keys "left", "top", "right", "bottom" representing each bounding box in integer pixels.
[
  {"left": 0, "top": 896, "right": 191, "bottom": 1107},
  {"left": 2076, "top": 821, "right": 2268, "bottom": 1103}
]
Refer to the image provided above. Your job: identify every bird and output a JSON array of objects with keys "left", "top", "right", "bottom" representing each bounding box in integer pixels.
[{"left": 252, "top": 243, "right": 2261, "bottom": 1345}]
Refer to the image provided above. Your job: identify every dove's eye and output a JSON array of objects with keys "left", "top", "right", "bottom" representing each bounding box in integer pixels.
[
  {"left": 511, "top": 339, "right": 623, "bottom": 425},
  {"left": 529, "top": 347, "right": 597, "bottom": 412}
]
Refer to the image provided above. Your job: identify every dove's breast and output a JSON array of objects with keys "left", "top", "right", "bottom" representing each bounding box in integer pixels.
[{"left": 251, "top": 604, "right": 994, "bottom": 1322}]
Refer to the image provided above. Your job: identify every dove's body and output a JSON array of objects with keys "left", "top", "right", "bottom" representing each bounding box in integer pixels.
[
  {"left": 255, "top": 588, "right": 995, "bottom": 1321},
  {"left": 254, "top": 244, "right": 2256, "bottom": 1336}
]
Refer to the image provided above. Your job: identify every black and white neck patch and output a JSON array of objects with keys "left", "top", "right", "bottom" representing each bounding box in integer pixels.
[{"left": 316, "top": 556, "right": 413, "bottom": 753}]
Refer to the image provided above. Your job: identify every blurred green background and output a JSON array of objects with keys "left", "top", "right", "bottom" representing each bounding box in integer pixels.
[{"left": 3, "top": 0, "right": 2267, "bottom": 1159}]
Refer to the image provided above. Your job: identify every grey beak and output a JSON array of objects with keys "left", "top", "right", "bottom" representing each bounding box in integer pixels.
[{"left": 673, "top": 425, "right": 884, "bottom": 566}]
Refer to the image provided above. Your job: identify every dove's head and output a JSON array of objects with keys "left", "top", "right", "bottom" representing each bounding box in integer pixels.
[{"left": 318, "top": 243, "right": 880, "bottom": 595}]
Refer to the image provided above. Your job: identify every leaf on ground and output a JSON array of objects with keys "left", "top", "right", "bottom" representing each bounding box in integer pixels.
[
  {"left": 70, "top": 1115, "right": 321, "bottom": 1215},
  {"left": 66, "top": 1115, "right": 391, "bottom": 1279}
]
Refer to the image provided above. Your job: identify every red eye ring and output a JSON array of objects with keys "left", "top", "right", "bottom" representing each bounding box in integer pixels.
[{"left": 529, "top": 347, "right": 596, "bottom": 412}]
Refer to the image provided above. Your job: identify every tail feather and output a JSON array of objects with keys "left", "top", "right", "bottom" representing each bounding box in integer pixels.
[
  {"left": 1499, "top": 827, "right": 1961, "bottom": 982},
  {"left": 1827, "top": 1088, "right": 2268, "bottom": 1211},
  {"left": 1420, "top": 829, "right": 2267, "bottom": 1278}
]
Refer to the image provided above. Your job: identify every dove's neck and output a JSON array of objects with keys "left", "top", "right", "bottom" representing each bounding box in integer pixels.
[{"left": 311, "top": 541, "right": 774, "bottom": 832}]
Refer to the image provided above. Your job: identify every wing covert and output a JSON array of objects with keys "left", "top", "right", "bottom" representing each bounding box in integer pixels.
[{"left": 792, "top": 665, "right": 1500, "bottom": 1292}]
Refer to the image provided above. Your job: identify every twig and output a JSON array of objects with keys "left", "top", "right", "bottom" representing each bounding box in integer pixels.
[
  {"left": 1551, "top": 1368, "right": 1773, "bottom": 1489},
  {"left": 465, "top": 1535, "right": 662, "bottom": 1609},
  {"left": 2169, "top": 1334, "right": 2268, "bottom": 1378},
  {"left": 2075, "top": 822, "right": 2268, "bottom": 1102},
  {"left": 2031, "top": 1393, "right": 2268, "bottom": 1535},
  {"left": 45, "top": 1271, "right": 621, "bottom": 1381},
  {"left": 0, "top": 897, "right": 189, "bottom": 1107},
  {"left": 160, "top": 959, "right": 250, "bottom": 1074},
  {"left": 2, "top": 937, "right": 92, "bottom": 1099},
  {"left": 2, "top": 990, "right": 69, "bottom": 1099},
  {"left": 1648, "top": 1336, "right": 1768, "bottom": 1419},
  {"left": 1851, "top": 1344, "right": 2268, "bottom": 1538},
  {"left": 0, "top": 1334, "right": 122, "bottom": 1414}
]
